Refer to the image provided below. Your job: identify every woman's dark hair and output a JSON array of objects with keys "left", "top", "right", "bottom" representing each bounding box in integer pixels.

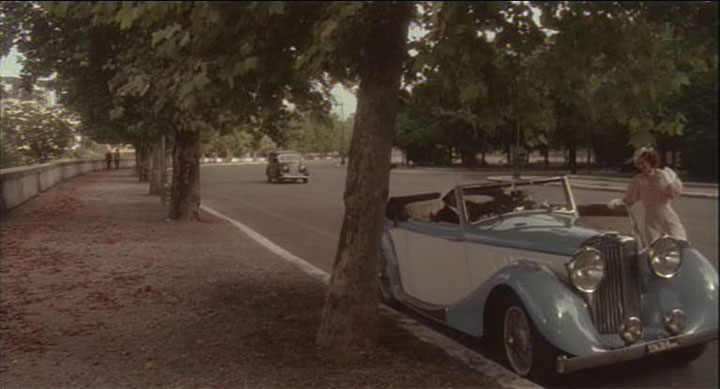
[{"left": 635, "top": 148, "right": 660, "bottom": 168}]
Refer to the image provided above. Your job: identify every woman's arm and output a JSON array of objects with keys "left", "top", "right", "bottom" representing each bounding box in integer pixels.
[
  {"left": 622, "top": 176, "right": 640, "bottom": 206},
  {"left": 659, "top": 167, "right": 683, "bottom": 198},
  {"left": 609, "top": 176, "right": 640, "bottom": 208}
]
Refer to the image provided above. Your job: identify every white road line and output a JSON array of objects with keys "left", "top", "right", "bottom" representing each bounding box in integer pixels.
[
  {"left": 199, "top": 204, "right": 542, "bottom": 389},
  {"left": 201, "top": 205, "right": 329, "bottom": 282}
]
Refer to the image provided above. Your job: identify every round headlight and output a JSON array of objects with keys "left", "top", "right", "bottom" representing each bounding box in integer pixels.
[
  {"left": 648, "top": 236, "right": 682, "bottom": 278},
  {"left": 567, "top": 248, "right": 605, "bottom": 293}
]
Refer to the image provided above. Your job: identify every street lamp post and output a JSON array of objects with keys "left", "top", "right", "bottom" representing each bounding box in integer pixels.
[
  {"left": 512, "top": 73, "right": 522, "bottom": 180},
  {"left": 339, "top": 101, "right": 346, "bottom": 166}
]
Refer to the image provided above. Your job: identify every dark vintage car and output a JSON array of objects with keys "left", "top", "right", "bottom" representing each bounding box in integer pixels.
[
  {"left": 380, "top": 176, "right": 718, "bottom": 382},
  {"left": 266, "top": 151, "right": 309, "bottom": 184}
]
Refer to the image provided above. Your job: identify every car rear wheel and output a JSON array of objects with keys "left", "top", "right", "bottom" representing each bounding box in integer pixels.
[
  {"left": 302, "top": 178, "right": 309, "bottom": 184},
  {"left": 267, "top": 175, "right": 272, "bottom": 183},
  {"left": 493, "top": 291, "right": 561, "bottom": 384}
]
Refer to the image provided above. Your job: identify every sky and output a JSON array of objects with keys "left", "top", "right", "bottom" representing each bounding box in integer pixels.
[{"left": 0, "top": 47, "right": 23, "bottom": 79}]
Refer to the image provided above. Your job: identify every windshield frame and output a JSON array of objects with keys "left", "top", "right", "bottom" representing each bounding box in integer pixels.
[{"left": 457, "top": 176, "right": 577, "bottom": 226}]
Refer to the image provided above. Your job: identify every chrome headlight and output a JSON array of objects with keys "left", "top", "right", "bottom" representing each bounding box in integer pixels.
[
  {"left": 282, "top": 164, "right": 289, "bottom": 172},
  {"left": 648, "top": 236, "right": 682, "bottom": 278},
  {"left": 567, "top": 248, "right": 605, "bottom": 293}
]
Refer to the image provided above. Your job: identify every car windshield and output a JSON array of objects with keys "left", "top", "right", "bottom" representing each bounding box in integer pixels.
[
  {"left": 278, "top": 154, "right": 301, "bottom": 162},
  {"left": 460, "top": 178, "right": 573, "bottom": 224}
]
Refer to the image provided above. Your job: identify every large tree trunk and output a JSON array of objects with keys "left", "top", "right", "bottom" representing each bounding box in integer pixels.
[
  {"left": 149, "top": 141, "right": 164, "bottom": 196},
  {"left": 169, "top": 129, "right": 201, "bottom": 220},
  {"left": 316, "top": 3, "right": 412, "bottom": 354}
]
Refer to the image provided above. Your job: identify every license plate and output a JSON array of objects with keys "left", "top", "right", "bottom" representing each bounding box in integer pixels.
[{"left": 646, "top": 338, "right": 680, "bottom": 354}]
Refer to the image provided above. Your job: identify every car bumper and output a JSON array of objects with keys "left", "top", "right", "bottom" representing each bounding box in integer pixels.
[
  {"left": 556, "top": 328, "right": 718, "bottom": 374},
  {"left": 277, "top": 174, "right": 309, "bottom": 179}
]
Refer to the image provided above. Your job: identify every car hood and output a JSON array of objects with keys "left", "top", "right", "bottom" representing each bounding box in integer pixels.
[{"left": 465, "top": 212, "right": 605, "bottom": 256}]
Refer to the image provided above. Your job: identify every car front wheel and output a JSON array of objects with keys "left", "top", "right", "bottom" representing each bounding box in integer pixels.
[{"left": 495, "top": 291, "right": 561, "bottom": 384}]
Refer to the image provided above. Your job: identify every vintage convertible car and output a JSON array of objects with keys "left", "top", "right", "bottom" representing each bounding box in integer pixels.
[
  {"left": 266, "top": 151, "right": 309, "bottom": 184},
  {"left": 380, "top": 176, "right": 718, "bottom": 382}
]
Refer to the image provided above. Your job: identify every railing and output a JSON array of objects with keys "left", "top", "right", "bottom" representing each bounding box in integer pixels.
[{"left": 0, "top": 159, "right": 135, "bottom": 213}]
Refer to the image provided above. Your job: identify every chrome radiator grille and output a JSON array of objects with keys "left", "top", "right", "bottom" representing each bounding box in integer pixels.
[{"left": 584, "top": 235, "right": 641, "bottom": 334}]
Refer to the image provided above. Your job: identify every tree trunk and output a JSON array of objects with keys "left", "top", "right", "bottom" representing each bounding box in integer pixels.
[
  {"left": 136, "top": 143, "right": 151, "bottom": 183},
  {"left": 149, "top": 141, "right": 164, "bottom": 196},
  {"left": 568, "top": 144, "right": 577, "bottom": 174},
  {"left": 169, "top": 128, "right": 201, "bottom": 221},
  {"left": 316, "top": 3, "right": 412, "bottom": 354}
]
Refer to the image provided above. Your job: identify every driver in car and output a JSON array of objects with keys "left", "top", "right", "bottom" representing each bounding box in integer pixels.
[
  {"left": 433, "top": 192, "right": 460, "bottom": 224},
  {"left": 510, "top": 190, "right": 537, "bottom": 210}
]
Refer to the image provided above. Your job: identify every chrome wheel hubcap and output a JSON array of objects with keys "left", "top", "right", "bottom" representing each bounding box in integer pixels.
[{"left": 504, "top": 305, "right": 533, "bottom": 376}]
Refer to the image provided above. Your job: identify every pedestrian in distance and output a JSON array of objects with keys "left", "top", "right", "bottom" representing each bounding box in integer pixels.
[
  {"left": 114, "top": 148, "right": 121, "bottom": 169},
  {"left": 105, "top": 150, "right": 113, "bottom": 170},
  {"left": 608, "top": 146, "right": 687, "bottom": 243}
]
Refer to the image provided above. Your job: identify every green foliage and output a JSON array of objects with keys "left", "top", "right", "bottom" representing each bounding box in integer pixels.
[
  {"left": 67, "top": 138, "right": 108, "bottom": 160},
  {"left": 395, "top": 1, "right": 716, "bottom": 173},
  {"left": 257, "top": 134, "right": 277, "bottom": 156},
  {"left": 5, "top": 1, "right": 716, "bottom": 180},
  {"left": 0, "top": 135, "right": 24, "bottom": 168},
  {"left": 536, "top": 1, "right": 717, "bottom": 151},
  {"left": 281, "top": 111, "right": 351, "bottom": 154},
  {"left": 0, "top": 99, "right": 78, "bottom": 164},
  {"left": 203, "top": 125, "right": 254, "bottom": 159},
  {"left": 677, "top": 70, "right": 718, "bottom": 180},
  {"left": 396, "top": 2, "right": 554, "bottom": 165}
]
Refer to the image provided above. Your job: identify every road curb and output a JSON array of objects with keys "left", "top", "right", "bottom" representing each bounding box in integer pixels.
[{"left": 200, "top": 204, "right": 543, "bottom": 389}]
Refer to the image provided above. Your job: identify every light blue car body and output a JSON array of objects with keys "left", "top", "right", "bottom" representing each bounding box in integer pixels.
[{"left": 381, "top": 179, "right": 719, "bottom": 363}]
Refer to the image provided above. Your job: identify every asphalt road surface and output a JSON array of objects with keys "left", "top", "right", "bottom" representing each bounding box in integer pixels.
[{"left": 201, "top": 160, "right": 718, "bottom": 388}]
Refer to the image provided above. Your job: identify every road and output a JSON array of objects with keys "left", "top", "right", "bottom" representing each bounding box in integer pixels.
[{"left": 201, "top": 160, "right": 718, "bottom": 388}]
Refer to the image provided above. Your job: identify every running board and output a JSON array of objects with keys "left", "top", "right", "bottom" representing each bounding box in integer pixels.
[{"left": 402, "top": 294, "right": 449, "bottom": 322}]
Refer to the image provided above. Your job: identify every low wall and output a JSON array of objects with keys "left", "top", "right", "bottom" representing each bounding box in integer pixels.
[{"left": 0, "top": 159, "right": 136, "bottom": 213}]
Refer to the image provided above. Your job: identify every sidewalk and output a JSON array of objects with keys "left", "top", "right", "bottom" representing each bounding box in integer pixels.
[{"left": 0, "top": 170, "right": 537, "bottom": 388}]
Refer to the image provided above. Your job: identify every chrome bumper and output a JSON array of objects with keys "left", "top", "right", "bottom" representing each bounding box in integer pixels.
[{"left": 556, "top": 329, "right": 718, "bottom": 374}]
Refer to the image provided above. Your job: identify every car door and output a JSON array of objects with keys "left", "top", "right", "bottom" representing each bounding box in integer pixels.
[{"left": 391, "top": 191, "right": 472, "bottom": 306}]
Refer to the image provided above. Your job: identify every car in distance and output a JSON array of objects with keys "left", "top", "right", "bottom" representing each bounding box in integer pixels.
[
  {"left": 380, "top": 176, "right": 718, "bottom": 383},
  {"left": 266, "top": 151, "right": 309, "bottom": 184}
]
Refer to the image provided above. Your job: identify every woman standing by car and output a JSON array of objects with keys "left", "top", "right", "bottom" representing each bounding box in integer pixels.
[{"left": 609, "top": 147, "right": 687, "bottom": 243}]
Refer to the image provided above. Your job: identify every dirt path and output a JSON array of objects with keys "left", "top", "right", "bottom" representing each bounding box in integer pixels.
[{"left": 1, "top": 170, "right": 504, "bottom": 388}]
